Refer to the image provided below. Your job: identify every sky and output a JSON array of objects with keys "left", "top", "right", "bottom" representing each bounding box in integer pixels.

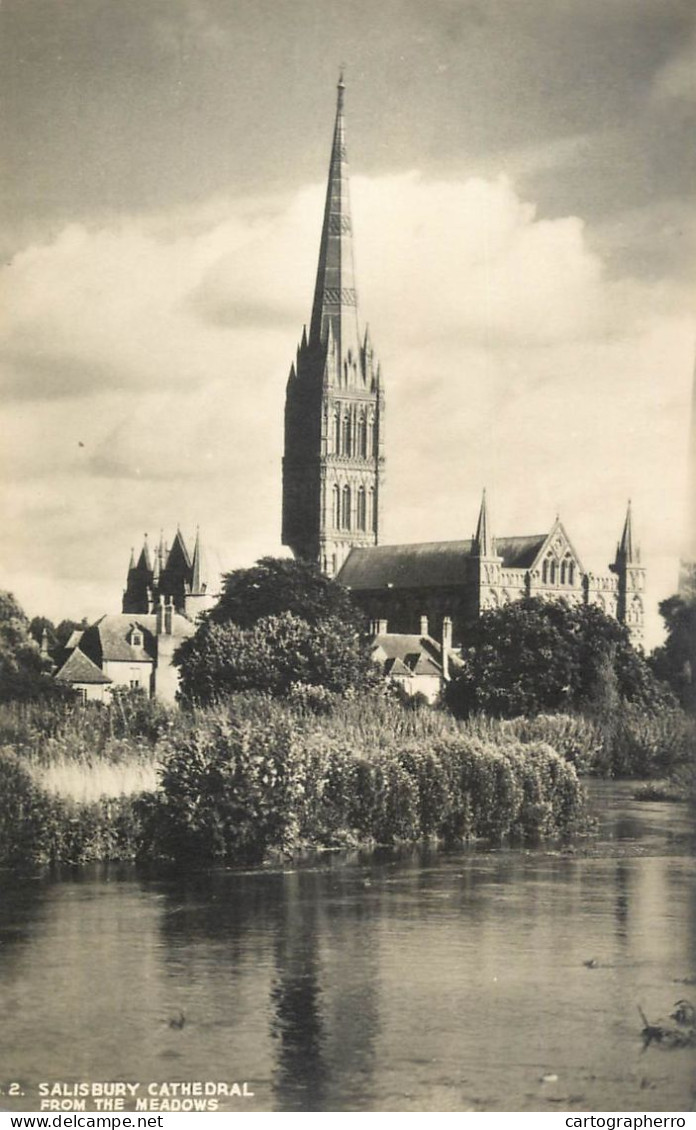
[{"left": 1, "top": 0, "right": 694, "bottom": 647}]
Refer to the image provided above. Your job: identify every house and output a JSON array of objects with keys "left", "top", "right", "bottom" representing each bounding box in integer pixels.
[
  {"left": 54, "top": 600, "right": 195, "bottom": 704},
  {"left": 370, "top": 616, "right": 460, "bottom": 703}
]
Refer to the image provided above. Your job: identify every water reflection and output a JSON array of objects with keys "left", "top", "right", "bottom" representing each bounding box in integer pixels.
[{"left": 0, "top": 787, "right": 693, "bottom": 1112}]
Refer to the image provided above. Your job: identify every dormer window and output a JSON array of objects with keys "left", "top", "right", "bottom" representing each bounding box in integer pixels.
[{"left": 129, "top": 628, "right": 142, "bottom": 647}]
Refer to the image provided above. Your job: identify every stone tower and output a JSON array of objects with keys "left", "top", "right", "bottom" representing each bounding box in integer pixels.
[{"left": 282, "top": 76, "right": 385, "bottom": 577}]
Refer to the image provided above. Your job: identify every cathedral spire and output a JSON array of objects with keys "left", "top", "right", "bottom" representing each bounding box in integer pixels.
[
  {"left": 282, "top": 76, "right": 384, "bottom": 575},
  {"left": 615, "top": 499, "right": 637, "bottom": 566},
  {"left": 309, "top": 73, "right": 360, "bottom": 361},
  {"left": 190, "top": 526, "right": 205, "bottom": 594},
  {"left": 473, "top": 489, "right": 494, "bottom": 557}
]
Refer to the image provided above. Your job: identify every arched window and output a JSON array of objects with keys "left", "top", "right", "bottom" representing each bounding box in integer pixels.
[
  {"left": 358, "top": 414, "right": 367, "bottom": 458},
  {"left": 542, "top": 559, "right": 549, "bottom": 584},
  {"left": 357, "top": 486, "right": 366, "bottom": 531},
  {"left": 341, "top": 485, "right": 351, "bottom": 530},
  {"left": 560, "top": 560, "right": 567, "bottom": 585},
  {"left": 568, "top": 562, "right": 575, "bottom": 585},
  {"left": 342, "top": 414, "right": 351, "bottom": 457},
  {"left": 367, "top": 415, "right": 375, "bottom": 458},
  {"left": 333, "top": 409, "right": 341, "bottom": 455},
  {"left": 368, "top": 487, "right": 376, "bottom": 532},
  {"left": 332, "top": 484, "right": 340, "bottom": 529},
  {"left": 550, "top": 560, "right": 557, "bottom": 585}
]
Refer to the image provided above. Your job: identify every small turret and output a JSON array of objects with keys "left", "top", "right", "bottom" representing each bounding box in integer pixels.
[
  {"left": 473, "top": 488, "right": 495, "bottom": 558},
  {"left": 471, "top": 489, "right": 502, "bottom": 615},
  {"left": 611, "top": 501, "right": 645, "bottom": 646},
  {"left": 184, "top": 527, "right": 217, "bottom": 619},
  {"left": 123, "top": 535, "right": 154, "bottom": 613}
]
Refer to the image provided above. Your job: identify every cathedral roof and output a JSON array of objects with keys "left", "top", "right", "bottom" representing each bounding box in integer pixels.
[
  {"left": 55, "top": 648, "right": 112, "bottom": 685},
  {"left": 339, "top": 535, "right": 548, "bottom": 590}
]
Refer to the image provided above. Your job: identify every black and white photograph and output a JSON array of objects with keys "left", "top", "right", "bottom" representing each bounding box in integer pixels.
[{"left": 1, "top": 0, "right": 694, "bottom": 1116}]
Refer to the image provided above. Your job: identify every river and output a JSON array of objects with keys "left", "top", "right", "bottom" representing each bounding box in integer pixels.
[{"left": 0, "top": 782, "right": 694, "bottom": 1113}]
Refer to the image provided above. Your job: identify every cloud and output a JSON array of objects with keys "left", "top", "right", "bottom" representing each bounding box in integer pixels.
[
  {"left": 0, "top": 170, "right": 692, "bottom": 646},
  {"left": 652, "top": 32, "right": 696, "bottom": 102}
]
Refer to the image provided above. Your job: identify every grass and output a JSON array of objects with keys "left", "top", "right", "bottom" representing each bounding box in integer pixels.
[{"left": 29, "top": 751, "right": 159, "bottom": 804}]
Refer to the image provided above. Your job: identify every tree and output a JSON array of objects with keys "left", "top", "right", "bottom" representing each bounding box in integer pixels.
[
  {"left": 0, "top": 592, "right": 59, "bottom": 702},
  {"left": 174, "top": 612, "right": 376, "bottom": 706},
  {"left": 446, "top": 597, "right": 671, "bottom": 719},
  {"left": 650, "top": 594, "right": 696, "bottom": 711},
  {"left": 208, "top": 556, "right": 365, "bottom": 631}
]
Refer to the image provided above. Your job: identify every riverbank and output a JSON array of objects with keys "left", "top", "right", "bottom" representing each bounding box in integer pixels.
[{"left": 0, "top": 694, "right": 587, "bottom": 866}]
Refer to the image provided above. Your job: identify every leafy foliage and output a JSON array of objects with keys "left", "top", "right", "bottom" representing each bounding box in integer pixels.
[
  {"left": 209, "top": 556, "right": 365, "bottom": 630},
  {"left": 174, "top": 611, "right": 377, "bottom": 706},
  {"left": 446, "top": 598, "right": 672, "bottom": 719},
  {"left": 0, "top": 591, "right": 63, "bottom": 703},
  {"left": 146, "top": 696, "right": 585, "bottom": 863},
  {"left": 650, "top": 594, "right": 696, "bottom": 711},
  {"left": 0, "top": 692, "right": 586, "bottom": 867}
]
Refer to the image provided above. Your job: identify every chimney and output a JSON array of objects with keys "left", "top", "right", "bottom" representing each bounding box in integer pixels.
[
  {"left": 420, "top": 614, "right": 429, "bottom": 637},
  {"left": 441, "top": 616, "right": 453, "bottom": 681},
  {"left": 371, "top": 618, "right": 388, "bottom": 636},
  {"left": 164, "top": 597, "right": 173, "bottom": 636},
  {"left": 155, "top": 595, "right": 165, "bottom": 635}
]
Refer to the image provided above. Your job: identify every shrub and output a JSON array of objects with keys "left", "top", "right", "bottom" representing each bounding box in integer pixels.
[
  {"left": 597, "top": 702, "right": 696, "bottom": 778},
  {"left": 152, "top": 711, "right": 309, "bottom": 863}
]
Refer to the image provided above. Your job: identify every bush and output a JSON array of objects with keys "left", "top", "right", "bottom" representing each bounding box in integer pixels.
[
  {"left": 0, "top": 691, "right": 587, "bottom": 869},
  {"left": 594, "top": 701, "right": 696, "bottom": 778},
  {"left": 148, "top": 698, "right": 586, "bottom": 863},
  {"left": 150, "top": 711, "right": 309, "bottom": 863}
]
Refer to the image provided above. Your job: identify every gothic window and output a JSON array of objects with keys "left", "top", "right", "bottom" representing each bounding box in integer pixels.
[
  {"left": 342, "top": 414, "right": 351, "bottom": 456},
  {"left": 332, "top": 484, "right": 340, "bottom": 530},
  {"left": 629, "top": 595, "right": 643, "bottom": 624},
  {"left": 341, "top": 485, "right": 351, "bottom": 529},
  {"left": 367, "top": 415, "right": 375, "bottom": 458},
  {"left": 357, "top": 486, "right": 367, "bottom": 531},
  {"left": 568, "top": 561, "right": 575, "bottom": 585},
  {"left": 333, "top": 409, "right": 341, "bottom": 454},
  {"left": 369, "top": 487, "right": 376, "bottom": 532},
  {"left": 542, "top": 559, "right": 549, "bottom": 584},
  {"left": 358, "top": 414, "right": 367, "bottom": 458},
  {"left": 550, "top": 560, "right": 557, "bottom": 585},
  {"left": 560, "top": 560, "right": 567, "bottom": 585}
]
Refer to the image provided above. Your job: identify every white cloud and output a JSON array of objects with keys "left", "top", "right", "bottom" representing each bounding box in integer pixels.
[{"left": 0, "top": 171, "right": 692, "bottom": 646}]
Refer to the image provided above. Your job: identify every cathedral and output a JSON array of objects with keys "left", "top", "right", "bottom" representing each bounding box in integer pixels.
[{"left": 281, "top": 77, "right": 646, "bottom": 650}]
